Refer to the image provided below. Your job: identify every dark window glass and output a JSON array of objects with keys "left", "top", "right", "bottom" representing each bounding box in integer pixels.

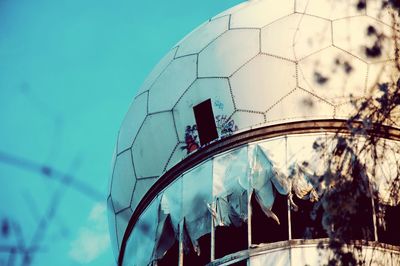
[
  {"left": 215, "top": 222, "right": 248, "bottom": 259},
  {"left": 322, "top": 188, "right": 374, "bottom": 241},
  {"left": 291, "top": 195, "right": 327, "bottom": 239},
  {"left": 183, "top": 233, "right": 211, "bottom": 266},
  {"left": 193, "top": 99, "right": 218, "bottom": 146},
  {"left": 350, "top": 195, "right": 375, "bottom": 241},
  {"left": 251, "top": 189, "right": 288, "bottom": 244},
  {"left": 376, "top": 201, "right": 400, "bottom": 246},
  {"left": 157, "top": 240, "right": 178, "bottom": 266}
]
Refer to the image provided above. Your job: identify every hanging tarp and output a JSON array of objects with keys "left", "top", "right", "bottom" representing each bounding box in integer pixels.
[
  {"left": 249, "top": 143, "right": 289, "bottom": 225},
  {"left": 289, "top": 163, "right": 319, "bottom": 201}
]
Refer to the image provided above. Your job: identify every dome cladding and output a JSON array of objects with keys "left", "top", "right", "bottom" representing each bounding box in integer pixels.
[{"left": 108, "top": 0, "right": 400, "bottom": 258}]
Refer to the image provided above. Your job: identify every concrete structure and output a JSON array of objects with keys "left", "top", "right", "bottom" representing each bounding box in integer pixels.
[{"left": 108, "top": 0, "right": 400, "bottom": 265}]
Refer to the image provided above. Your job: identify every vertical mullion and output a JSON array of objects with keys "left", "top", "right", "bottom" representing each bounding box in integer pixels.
[
  {"left": 211, "top": 209, "right": 215, "bottom": 261},
  {"left": 211, "top": 158, "right": 215, "bottom": 261},
  {"left": 286, "top": 135, "right": 292, "bottom": 241},
  {"left": 179, "top": 176, "right": 184, "bottom": 266},
  {"left": 247, "top": 144, "right": 252, "bottom": 247},
  {"left": 178, "top": 221, "right": 184, "bottom": 266}
]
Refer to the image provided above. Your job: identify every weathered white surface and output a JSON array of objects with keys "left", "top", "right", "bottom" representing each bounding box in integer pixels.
[{"left": 109, "top": 0, "right": 400, "bottom": 257}]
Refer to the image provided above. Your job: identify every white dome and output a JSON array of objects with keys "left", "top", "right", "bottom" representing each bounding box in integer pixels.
[{"left": 108, "top": 0, "right": 400, "bottom": 258}]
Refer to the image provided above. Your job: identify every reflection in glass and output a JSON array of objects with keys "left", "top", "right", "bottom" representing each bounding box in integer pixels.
[
  {"left": 212, "top": 146, "right": 249, "bottom": 258},
  {"left": 122, "top": 133, "right": 400, "bottom": 265},
  {"left": 154, "top": 179, "right": 183, "bottom": 264},
  {"left": 182, "top": 161, "right": 213, "bottom": 265},
  {"left": 123, "top": 197, "right": 160, "bottom": 266}
]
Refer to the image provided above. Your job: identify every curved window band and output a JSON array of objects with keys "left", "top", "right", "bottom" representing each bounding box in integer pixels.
[{"left": 119, "top": 119, "right": 400, "bottom": 265}]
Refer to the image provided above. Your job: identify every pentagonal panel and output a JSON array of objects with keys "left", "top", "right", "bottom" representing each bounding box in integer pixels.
[
  {"left": 175, "top": 16, "right": 229, "bottom": 57},
  {"left": 298, "top": 46, "right": 367, "bottom": 105},
  {"left": 118, "top": 92, "right": 148, "bottom": 153},
  {"left": 229, "top": 110, "right": 266, "bottom": 131},
  {"left": 367, "top": 60, "right": 400, "bottom": 93},
  {"left": 136, "top": 47, "right": 178, "bottom": 96},
  {"left": 198, "top": 29, "right": 260, "bottom": 77},
  {"left": 265, "top": 88, "right": 334, "bottom": 123},
  {"left": 130, "top": 177, "right": 157, "bottom": 211},
  {"left": 230, "top": 54, "right": 297, "bottom": 112},
  {"left": 230, "top": 0, "right": 294, "bottom": 29},
  {"left": 261, "top": 13, "right": 332, "bottom": 61},
  {"left": 173, "top": 78, "right": 235, "bottom": 142},
  {"left": 132, "top": 112, "right": 177, "bottom": 178},
  {"left": 295, "top": 0, "right": 365, "bottom": 20},
  {"left": 148, "top": 55, "right": 197, "bottom": 113},
  {"left": 333, "top": 16, "right": 398, "bottom": 63},
  {"left": 107, "top": 196, "right": 119, "bottom": 260},
  {"left": 367, "top": 0, "right": 399, "bottom": 27},
  {"left": 116, "top": 208, "right": 133, "bottom": 249},
  {"left": 111, "top": 150, "right": 136, "bottom": 213}
]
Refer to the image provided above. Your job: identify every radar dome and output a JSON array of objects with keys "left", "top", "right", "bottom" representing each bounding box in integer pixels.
[{"left": 108, "top": 0, "right": 400, "bottom": 260}]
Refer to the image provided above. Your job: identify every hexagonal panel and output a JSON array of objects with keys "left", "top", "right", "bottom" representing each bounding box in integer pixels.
[
  {"left": 333, "top": 16, "right": 398, "bottom": 63},
  {"left": 334, "top": 99, "right": 365, "bottom": 120},
  {"left": 367, "top": 60, "right": 400, "bottom": 94},
  {"left": 107, "top": 196, "right": 119, "bottom": 260},
  {"left": 109, "top": 144, "right": 118, "bottom": 195},
  {"left": 136, "top": 47, "right": 178, "bottom": 96},
  {"left": 132, "top": 112, "right": 178, "bottom": 178},
  {"left": 175, "top": 16, "right": 229, "bottom": 57},
  {"left": 230, "top": 54, "right": 297, "bottom": 112},
  {"left": 230, "top": 0, "right": 294, "bottom": 29},
  {"left": 265, "top": 88, "right": 335, "bottom": 123},
  {"left": 165, "top": 143, "right": 187, "bottom": 171},
  {"left": 367, "top": 0, "right": 399, "bottom": 27},
  {"left": 111, "top": 150, "right": 136, "bottom": 213},
  {"left": 229, "top": 110, "right": 266, "bottom": 131},
  {"left": 116, "top": 207, "right": 133, "bottom": 249},
  {"left": 174, "top": 21, "right": 208, "bottom": 48},
  {"left": 198, "top": 29, "right": 260, "bottom": 77},
  {"left": 211, "top": 1, "right": 249, "bottom": 20},
  {"left": 173, "top": 78, "right": 235, "bottom": 142},
  {"left": 148, "top": 55, "right": 197, "bottom": 113},
  {"left": 261, "top": 13, "right": 332, "bottom": 61},
  {"left": 298, "top": 46, "right": 367, "bottom": 105},
  {"left": 295, "top": 0, "right": 365, "bottom": 20},
  {"left": 130, "top": 177, "right": 158, "bottom": 211},
  {"left": 118, "top": 92, "right": 148, "bottom": 153}
]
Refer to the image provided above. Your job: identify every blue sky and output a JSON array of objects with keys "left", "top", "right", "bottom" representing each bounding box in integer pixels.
[{"left": 0, "top": 0, "right": 242, "bottom": 265}]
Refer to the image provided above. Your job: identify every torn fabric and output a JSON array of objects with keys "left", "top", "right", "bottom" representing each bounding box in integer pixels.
[
  {"left": 212, "top": 146, "right": 249, "bottom": 227},
  {"left": 289, "top": 163, "right": 319, "bottom": 202},
  {"left": 249, "top": 144, "right": 290, "bottom": 224}
]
